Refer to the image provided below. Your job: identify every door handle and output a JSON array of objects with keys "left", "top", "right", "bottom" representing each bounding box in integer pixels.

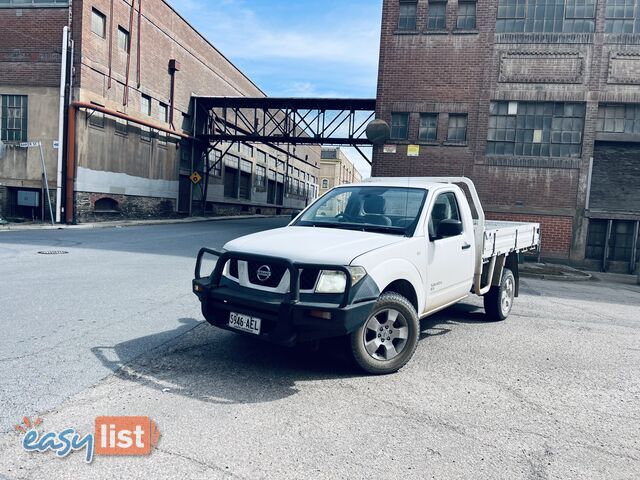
[{"left": 462, "top": 243, "right": 471, "bottom": 250}]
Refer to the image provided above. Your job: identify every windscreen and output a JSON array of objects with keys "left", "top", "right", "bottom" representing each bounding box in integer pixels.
[{"left": 294, "top": 186, "right": 428, "bottom": 236}]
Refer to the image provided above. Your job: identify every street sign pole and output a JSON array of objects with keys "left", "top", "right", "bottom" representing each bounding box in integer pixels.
[{"left": 37, "top": 142, "right": 55, "bottom": 226}]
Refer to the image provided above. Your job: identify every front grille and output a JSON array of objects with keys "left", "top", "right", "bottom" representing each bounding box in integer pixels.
[
  {"left": 247, "top": 261, "right": 287, "bottom": 288},
  {"left": 300, "top": 269, "right": 320, "bottom": 290}
]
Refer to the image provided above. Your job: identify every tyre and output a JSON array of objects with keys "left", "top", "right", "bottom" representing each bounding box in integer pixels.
[
  {"left": 483, "top": 268, "right": 515, "bottom": 321},
  {"left": 350, "top": 292, "right": 420, "bottom": 375}
]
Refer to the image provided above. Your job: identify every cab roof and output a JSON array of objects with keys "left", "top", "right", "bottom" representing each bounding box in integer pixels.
[{"left": 355, "top": 177, "right": 464, "bottom": 191}]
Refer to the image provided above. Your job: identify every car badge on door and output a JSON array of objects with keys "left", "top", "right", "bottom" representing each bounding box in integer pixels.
[{"left": 256, "top": 265, "right": 272, "bottom": 282}]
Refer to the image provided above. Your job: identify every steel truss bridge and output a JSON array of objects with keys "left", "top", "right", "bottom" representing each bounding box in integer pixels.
[{"left": 189, "top": 97, "right": 377, "bottom": 214}]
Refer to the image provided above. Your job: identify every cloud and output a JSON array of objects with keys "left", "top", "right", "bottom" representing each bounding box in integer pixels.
[
  {"left": 188, "top": 1, "right": 378, "bottom": 64},
  {"left": 176, "top": 0, "right": 381, "bottom": 78},
  {"left": 172, "top": 0, "right": 379, "bottom": 170}
]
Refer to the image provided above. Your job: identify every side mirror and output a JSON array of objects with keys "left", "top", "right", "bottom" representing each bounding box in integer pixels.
[
  {"left": 436, "top": 219, "right": 463, "bottom": 239},
  {"left": 291, "top": 211, "right": 301, "bottom": 220}
]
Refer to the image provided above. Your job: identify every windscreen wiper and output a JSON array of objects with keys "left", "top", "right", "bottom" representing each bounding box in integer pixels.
[{"left": 359, "top": 225, "right": 406, "bottom": 235}]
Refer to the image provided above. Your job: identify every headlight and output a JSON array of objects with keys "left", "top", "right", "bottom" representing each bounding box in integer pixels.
[{"left": 315, "top": 267, "right": 367, "bottom": 293}]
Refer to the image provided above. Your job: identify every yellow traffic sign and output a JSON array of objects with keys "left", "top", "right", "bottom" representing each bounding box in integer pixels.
[{"left": 190, "top": 172, "right": 202, "bottom": 184}]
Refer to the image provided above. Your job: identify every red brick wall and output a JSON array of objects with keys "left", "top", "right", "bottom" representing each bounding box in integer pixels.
[
  {"left": 472, "top": 166, "right": 579, "bottom": 211},
  {"left": 76, "top": 0, "right": 320, "bottom": 166},
  {"left": 372, "top": 0, "right": 623, "bottom": 260},
  {"left": 487, "top": 212, "right": 573, "bottom": 257},
  {"left": 0, "top": 7, "right": 68, "bottom": 86},
  {"left": 78, "top": 0, "right": 264, "bottom": 115}
]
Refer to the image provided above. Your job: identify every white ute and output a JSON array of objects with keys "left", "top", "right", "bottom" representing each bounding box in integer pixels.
[{"left": 193, "top": 177, "right": 540, "bottom": 374}]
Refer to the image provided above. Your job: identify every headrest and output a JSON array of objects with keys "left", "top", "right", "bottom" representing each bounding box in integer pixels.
[{"left": 363, "top": 196, "right": 385, "bottom": 215}]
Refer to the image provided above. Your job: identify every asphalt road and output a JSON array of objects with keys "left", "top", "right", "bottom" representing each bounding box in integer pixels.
[
  {"left": 1, "top": 219, "right": 639, "bottom": 479},
  {"left": 0, "top": 217, "right": 290, "bottom": 435}
]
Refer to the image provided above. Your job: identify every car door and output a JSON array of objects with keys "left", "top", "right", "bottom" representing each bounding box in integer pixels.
[{"left": 425, "top": 190, "right": 474, "bottom": 311}]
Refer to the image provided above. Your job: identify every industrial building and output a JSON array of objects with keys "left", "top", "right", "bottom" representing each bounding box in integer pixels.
[
  {"left": 374, "top": 0, "right": 640, "bottom": 273},
  {"left": 0, "top": 0, "right": 320, "bottom": 224},
  {"left": 319, "top": 148, "right": 363, "bottom": 197}
]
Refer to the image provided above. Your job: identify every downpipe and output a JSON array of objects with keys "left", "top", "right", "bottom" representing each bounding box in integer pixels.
[{"left": 55, "top": 26, "right": 69, "bottom": 224}]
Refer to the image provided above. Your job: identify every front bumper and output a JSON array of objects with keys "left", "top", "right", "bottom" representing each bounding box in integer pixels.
[{"left": 192, "top": 249, "right": 379, "bottom": 346}]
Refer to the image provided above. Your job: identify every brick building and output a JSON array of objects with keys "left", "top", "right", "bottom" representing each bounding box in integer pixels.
[
  {"left": 374, "top": 0, "right": 640, "bottom": 273},
  {"left": 319, "top": 148, "right": 363, "bottom": 197},
  {"left": 0, "top": 0, "right": 320, "bottom": 224}
]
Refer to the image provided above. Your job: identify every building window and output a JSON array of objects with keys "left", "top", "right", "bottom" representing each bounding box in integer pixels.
[
  {"left": 586, "top": 219, "right": 640, "bottom": 265},
  {"left": 596, "top": 104, "right": 640, "bottom": 134},
  {"left": 609, "top": 220, "right": 636, "bottom": 261},
  {"left": 496, "top": 0, "right": 527, "bottom": 25},
  {"left": 585, "top": 219, "right": 608, "bottom": 260},
  {"left": 179, "top": 140, "right": 191, "bottom": 170},
  {"left": 239, "top": 160, "right": 252, "bottom": 200},
  {"left": 158, "top": 103, "right": 168, "bottom": 123},
  {"left": 91, "top": 8, "right": 106, "bottom": 38},
  {"left": 419, "top": 113, "right": 438, "bottom": 141},
  {"left": 447, "top": 114, "right": 468, "bottom": 143},
  {"left": 117, "top": 26, "right": 129, "bottom": 52},
  {"left": 321, "top": 149, "right": 338, "bottom": 159},
  {"left": 277, "top": 160, "right": 285, "bottom": 171},
  {"left": 256, "top": 150, "right": 267, "bottom": 163},
  {"left": 88, "top": 110, "right": 105, "bottom": 128},
  {"left": 209, "top": 149, "right": 222, "bottom": 177},
  {"left": 322, "top": 179, "right": 330, "bottom": 189},
  {"left": 140, "top": 94, "right": 151, "bottom": 141},
  {"left": 457, "top": 1, "right": 477, "bottom": 29},
  {"left": 0, "top": 0, "right": 69, "bottom": 4},
  {"left": 487, "top": 101, "right": 585, "bottom": 157},
  {"left": 605, "top": 0, "right": 637, "bottom": 33},
  {"left": 564, "top": 0, "right": 598, "bottom": 32},
  {"left": 427, "top": 1, "right": 447, "bottom": 30},
  {"left": 496, "top": 0, "right": 595, "bottom": 33},
  {"left": 1, "top": 95, "right": 28, "bottom": 142},
  {"left": 238, "top": 142, "right": 253, "bottom": 158},
  {"left": 391, "top": 113, "right": 409, "bottom": 140},
  {"left": 141, "top": 94, "right": 151, "bottom": 116},
  {"left": 398, "top": 1, "right": 418, "bottom": 30},
  {"left": 224, "top": 155, "right": 240, "bottom": 198},
  {"left": 181, "top": 113, "right": 192, "bottom": 133},
  {"left": 158, "top": 102, "right": 168, "bottom": 145},
  {"left": 115, "top": 116, "right": 128, "bottom": 135},
  {"left": 255, "top": 164, "right": 267, "bottom": 191}
]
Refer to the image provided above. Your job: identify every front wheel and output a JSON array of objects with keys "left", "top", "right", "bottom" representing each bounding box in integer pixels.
[
  {"left": 350, "top": 292, "right": 419, "bottom": 375},
  {"left": 483, "top": 268, "right": 515, "bottom": 321}
]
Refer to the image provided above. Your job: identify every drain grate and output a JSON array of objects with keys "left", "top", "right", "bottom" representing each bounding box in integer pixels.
[{"left": 38, "top": 250, "right": 69, "bottom": 255}]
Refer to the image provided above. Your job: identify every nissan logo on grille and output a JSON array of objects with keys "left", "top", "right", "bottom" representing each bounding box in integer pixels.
[{"left": 256, "top": 265, "right": 272, "bottom": 282}]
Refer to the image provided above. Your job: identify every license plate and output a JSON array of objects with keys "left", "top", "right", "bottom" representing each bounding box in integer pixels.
[{"left": 228, "top": 312, "right": 261, "bottom": 335}]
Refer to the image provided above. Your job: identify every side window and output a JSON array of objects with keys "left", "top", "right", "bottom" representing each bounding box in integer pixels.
[{"left": 429, "top": 192, "right": 461, "bottom": 238}]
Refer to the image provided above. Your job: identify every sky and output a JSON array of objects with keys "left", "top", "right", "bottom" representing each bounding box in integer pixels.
[{"left": 174, "top": 0, "right": 383, "bottom": 177}]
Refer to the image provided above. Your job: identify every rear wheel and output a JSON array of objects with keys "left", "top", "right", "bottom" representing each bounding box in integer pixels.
[
  {"left": 350, "top": 292, "right": 419, "bottom": 375},
  {"left": 483, "top": 268, "right": 515, "bottom": 321}
]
